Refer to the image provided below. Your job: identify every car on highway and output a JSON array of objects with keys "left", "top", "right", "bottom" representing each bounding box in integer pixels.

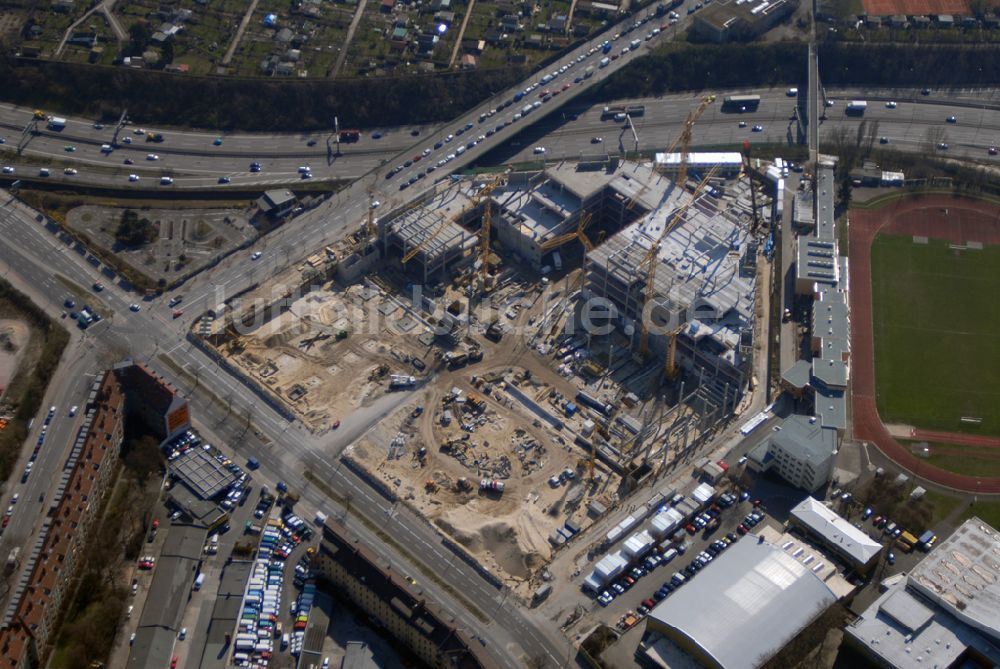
[
  {"left": 63, "top": 168, "right": 77, "bottom": 175},
  {"left": 93, "top": 122, "right": 104, "bottom": 129},
  {"left": 738, "top": 121, "right": 747, "bottom": 128},
  {"left": 218, "top": 176, "right": 231, "bottom": 184},
  {"left": 63, "top": 145, "right": 76, "bottom": 152},
  {"left": 886, "top": 101, "right": 897, "bottom": 108},
  {"left": 122, "top": 136, "right": 132, "bottom": 144},
  {"left": 129, "top": 174, "right": 140, "bottom": 182},
  {"left": 129, "top": 303, "right": 141, "bottom": 312},
  {"left": 250, "top": 161, "right": 262, "bottom": 172},
  {"left": 123, "top": 158, "right": 134, "bottom": 165},
  {"left": 160, "top": 176, "right": 174, "bottom": 185},
  {"left": 938, "top": 142, "right": 949, "bottom": 150},
  {"left": 445, "top": 134, "right": 454, "bottom": 142},
  {"left": 146, "top": 154, "right": 159, "bottom": 161},
  {"left": 990, "top": 146, "right": 998, "bottom": 155},
  {"left": 93, "top": 282, "right": 104, "bottom": 291},
  {"left": 251, "top": 251, "right": 262, "bottom": 260},
  {"left": 422, "top": 148, "right": 431, "bottom": 156},
  {"left": 1, "top": 167, "right": 13, "bottom": 174},
  {"left": 591, "top": 136, "right": 603, "bottom": 143},
  {"left": 170, "top": 656, "right": 178, "bottom": 669},
  {"left": 533, "top": 146, "right": 546, "bottom": 154},
  {"left": 947, "top": 115, "right": 957, "bottom": 123},
  {"left": 879, "top": 136, "right": 889, "bottom": 144},
  {"left": 372, "top": 132, "right": 382, "bottom": 139},
  {"left": 172, "top": 309, "right": 184, "bottom": 319},
  {"left": 752, "top": 125, "right": 763, "bottom": 132},
  {"left": 887, "top": 552, "right": 896, "bottom": 565},
  {"left": 168, "top": 296, "right": 183, "bottom": 307},
  {"left": 332, "top": 419, "right": 341, "bottom": 429},
  {"left": 370, "top": 200, "right": 380, "bottom": 209},
  {"left": 213, "top": 137, "right": 223, "bottom": 145}
]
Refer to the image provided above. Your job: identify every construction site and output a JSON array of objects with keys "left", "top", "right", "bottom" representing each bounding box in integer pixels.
[{"left": 201, "top": 99, "right": 774, "bottom": 584}]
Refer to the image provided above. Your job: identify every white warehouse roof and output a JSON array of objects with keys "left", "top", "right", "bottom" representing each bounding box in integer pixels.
[
  {"left": 791, "top": 497, "right": 883, "bottom": 567},
  {"left": 907, "top": 516, "right": 1000, "bottom": 642},
  {"left": 624, "top": 530, "right": 655, "bottom": 558},
  {"left": 654, "top": 152, "right": 743, "bottom": 168},
  {"left": 594, "top": 551, "right": 629, "bottom": 581},
  {"left": 691, "top": 483, "right": 715, "bottom": 505},
  {"left": 651, "top": 508, "right": 685, "bottom": 538},
  {"left": 648, "top": 535, "right": 837, "bottom": 668}
]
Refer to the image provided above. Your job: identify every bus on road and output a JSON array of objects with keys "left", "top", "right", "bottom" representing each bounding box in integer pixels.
[{"left": 722, "top": 95, "right": 761, "bottom": 112}]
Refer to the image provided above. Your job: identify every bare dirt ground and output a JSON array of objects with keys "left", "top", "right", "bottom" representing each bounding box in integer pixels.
[
  {"left": 0, "top": 320, "right": 30, "bottom": 395},
  {"left": 225, "top": 282, "right": 432, "bottom": 431},
  {"left": 344, "top": 357, "right": 622, "bottom": 591},
  {"left": 66, "top": 205, "right": 255, "bottom": 284}
]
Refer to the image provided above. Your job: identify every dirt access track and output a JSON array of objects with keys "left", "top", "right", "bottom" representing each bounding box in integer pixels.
[{"left": 849, "top": 193, "right": 1000, "bottom": 493}]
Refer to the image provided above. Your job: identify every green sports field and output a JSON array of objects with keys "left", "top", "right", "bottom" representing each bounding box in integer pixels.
[{"left": 871, "top": 235, "right": 1000, "bottom": 436}]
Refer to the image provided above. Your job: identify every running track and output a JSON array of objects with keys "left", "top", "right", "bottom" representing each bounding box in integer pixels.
[{"left": 849, "top": 194, "right": 1000, "bottom": 493}]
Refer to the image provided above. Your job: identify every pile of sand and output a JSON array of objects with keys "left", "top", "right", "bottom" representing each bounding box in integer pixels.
[
  {"left": 263, "top": 322, "right": 308, "bottom": 348},
  {"left": 434, "top": 508, "right": 548, "bottom": 580}
]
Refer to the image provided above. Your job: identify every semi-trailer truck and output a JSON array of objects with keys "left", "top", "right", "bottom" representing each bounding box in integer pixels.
[{"left": 846, "top": 100, "right": 868, "bottom": 115}]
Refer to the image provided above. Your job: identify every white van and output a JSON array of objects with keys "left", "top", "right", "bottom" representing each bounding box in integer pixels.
[
  {"left": 194, "top": 573, "right": 205, "bottom": 590},
  {"left": 599, "top": 57, "right": 611, "bottom": 68}
]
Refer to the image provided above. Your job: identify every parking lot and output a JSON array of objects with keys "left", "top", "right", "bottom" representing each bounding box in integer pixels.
[{"left": 590, "top": 488, "right": 773, "bottom": 624}]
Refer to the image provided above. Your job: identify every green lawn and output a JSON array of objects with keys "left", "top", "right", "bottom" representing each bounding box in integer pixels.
[
  {"left": 871, "top": 235, "right": 1000, "bottom": 436},
  {"left": 960, "top": 500, "right": 1000, "bottom": 530}
]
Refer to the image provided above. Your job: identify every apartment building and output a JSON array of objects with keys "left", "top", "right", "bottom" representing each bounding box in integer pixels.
[{"left": 0, "top": 371, "right": 124, "bottom": 668}]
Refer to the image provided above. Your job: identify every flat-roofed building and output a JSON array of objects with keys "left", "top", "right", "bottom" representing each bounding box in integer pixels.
[
  {"left": 846, "top": 517, "right": 1000, "bottom": 668},
  {"left": 644, "top": 535, "right": 837, "bottom": 668}
]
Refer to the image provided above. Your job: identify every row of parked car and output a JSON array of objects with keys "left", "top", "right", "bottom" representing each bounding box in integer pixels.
[{"left": 596, "top": 498, "right": 767, "bottom": 613}]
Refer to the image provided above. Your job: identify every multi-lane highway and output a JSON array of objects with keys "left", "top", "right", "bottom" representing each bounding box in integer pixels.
[
  {"left": 1, "top": 0, "right": 999, "bottom": 658},
  {"left": 3, "top": 86, "right": 999, "bottom": 190}
]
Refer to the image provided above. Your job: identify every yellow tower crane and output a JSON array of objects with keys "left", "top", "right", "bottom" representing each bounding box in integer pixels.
[
  {"left": 538, "top": 211, "right": 595, "bottom": 254},
  {"left": 401, "top": 177, "right": 504, "bottom": 265},
  {"left": 474, "top": 176, "right": 506, "bottom": 291},
  {"left": 634, "top": 95, "right": 716, "bottom": 358},
  {"left": 637, "top": 164, "right": 721, "bottom": 367}
]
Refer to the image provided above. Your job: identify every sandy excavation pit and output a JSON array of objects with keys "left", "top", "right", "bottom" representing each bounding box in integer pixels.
[
  {"left": 344, "top": 368, "right": 621, "bottom": 589},
  {"left": 224, "top": 283, "right": 432, "bottom": 431}
]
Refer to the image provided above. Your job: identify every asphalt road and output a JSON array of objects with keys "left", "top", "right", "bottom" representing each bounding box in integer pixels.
[
  {"left": 492, "top": 90, "right": 1000, "bottom": 164},
  {"left": 0, "top": 190, "right": 572, "bottom": 667},
  {"left": 3, "top": 86, "right": 999, "bottom": 190},
  {"left": 0, "top": 0, "right": 999, "bottom": 660}
]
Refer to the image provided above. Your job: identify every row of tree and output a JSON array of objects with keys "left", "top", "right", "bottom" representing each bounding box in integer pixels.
[
  {"left": 2, "top": 43, "right": 1000, "bottom": 131},
  {"left": 0, "top": 53, "right": 528, "bottom": 131}
]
